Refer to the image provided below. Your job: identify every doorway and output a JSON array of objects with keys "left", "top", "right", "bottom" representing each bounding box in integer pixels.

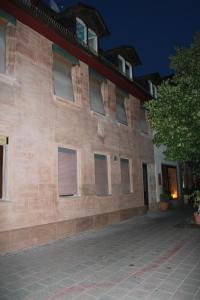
[
  {"left": 142, "top": 163, "right": 149, "bottom": 208},
  {"left": 162, "top": 164, "right": 178, "bottom": 199},
  {"left": 0, "top": 145, "right": 3, "bottom": 198}
]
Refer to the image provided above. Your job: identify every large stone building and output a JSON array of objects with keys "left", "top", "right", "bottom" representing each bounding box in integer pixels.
[{"left": 0, "top": 0, "right": 156, "bottom": 254}]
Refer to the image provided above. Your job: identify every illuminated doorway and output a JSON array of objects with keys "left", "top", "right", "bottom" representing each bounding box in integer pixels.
[{"left": 162, "top": 165, "right": 178, "bottom": 199}]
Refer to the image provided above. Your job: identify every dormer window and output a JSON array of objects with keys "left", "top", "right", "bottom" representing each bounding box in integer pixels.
[
  {"left": 88, "top": 29, "right": 98, "bottom": 53},
  {"left": 76, "top": 18, "right": 98, "bottom": 54},
  {"left": 148, "top": 80, "right": 157, "bottom": 98},
  {"left": 118, "top": 55, "right": 132, "bottom": 80},
  {"left": 76, "top": 18, "right": 87, "bottom": 44},
  {"left": 125, "top": 61, "right": 132, "bottom": 80}
]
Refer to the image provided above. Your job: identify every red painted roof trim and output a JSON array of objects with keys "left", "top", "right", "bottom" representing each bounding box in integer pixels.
[{"left": 0, "top": 1, "right": 150, "bottom": 101}]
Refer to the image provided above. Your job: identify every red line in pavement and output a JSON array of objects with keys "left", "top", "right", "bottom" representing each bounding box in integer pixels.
[{"left": 46, "top": 243, "right": 183, "bottom": 300}]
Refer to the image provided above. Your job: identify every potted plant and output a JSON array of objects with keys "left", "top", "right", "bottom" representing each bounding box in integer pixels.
[
  {"left": 192, "top": 190, "right": 200, "bottom": 225},
  {"left": 159, "top": 193, "right": 172, "bottom": 211}
]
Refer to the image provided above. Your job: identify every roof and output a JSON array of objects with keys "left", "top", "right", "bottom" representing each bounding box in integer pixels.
[
  {"left": 103, "top": 46, "right": 142, "bottom": 67},
  {"left": 0, "top": 0, "right": 151, "bottom": 101},
  {"left": 56, "top": 2, "right": 110, "bottom": 38},
  {"left": 137, "top": 72, "right": 162, "bottom": 86}
]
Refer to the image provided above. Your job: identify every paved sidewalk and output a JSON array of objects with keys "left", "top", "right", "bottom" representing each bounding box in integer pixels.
[{"left": 0, "top": 207, "right": 200, "bottom": 300}]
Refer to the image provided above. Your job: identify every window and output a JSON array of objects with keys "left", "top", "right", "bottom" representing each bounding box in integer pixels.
[
  {"left": 53, "top": 52, "right": 74, "bottom": 101},
  {"left": 116, "top": 90, "right": 128, "bottom": 125},
  {"left": 58, "top": 148, "right": 77, "bottom": 196},
  {"left": 88, "top": 29, "right": 97, "bottom": 53},
  {"left": 140, "top": 106, "right": 148, "bottom": 134},
  {"left": 118, "top": 55, "right": 132, "bottom": 80},
  {"left": 94, "top": 154, "right": 108, "bottom": 195},
  {"left": 0, "top": 136, "right": 8, "bottom": 200},
  {"left": 0, "top": 23, "right": 6, "bottom": 73},
  {"left": 76, "top": 18, "right": 87, "bottom": 45},
  {"left": 89, "top": 70, "right": 105, "bottom": 115},
  {"left": 118, "top": 55, "right": 125, "bottom": 74},
  {"left": 148, "top": 80, "right": 157, "bottom": 98},
  {"left": 125, "top": 61, "right": 132, "bottom": 80},
  {"left": 120, "top": 158, "right": 131, "bottom": 194},
  {"left": 76, "top": 18, "right": 98, "bottom": 53}
]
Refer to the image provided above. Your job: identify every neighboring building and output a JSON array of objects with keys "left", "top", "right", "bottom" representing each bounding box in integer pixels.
[
  {"left": 137, "top": 73, "right": 183, "bottom": 203},
  {"left": 0, "top": 1, "right": 157, "bottom": 254}
]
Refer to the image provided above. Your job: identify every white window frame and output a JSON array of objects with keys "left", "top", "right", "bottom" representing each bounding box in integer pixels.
[
  {"left": 148, "top": 80, "right": 153, "bottom": 96},
  {"left": 118, "top": 55, "right": 133, "bottom": 80},
  {"left": 88, "top": 28, "right": 98, "bottom": 53},
  {"left": 76, "top": 17, "right": 87, "bottom": 44},
  {"left": 118, "top": 55, "right": 126, "bottom": 74},
  {"left": 125, "top": 61, "right": 133, "bottom": 80}
]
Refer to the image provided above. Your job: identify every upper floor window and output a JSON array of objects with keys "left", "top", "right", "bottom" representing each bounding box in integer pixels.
[
  {"left": 118, "top": 55, "right": 133, "bottom": 80},
  {"left": 0, "top": 22, "right": 6, "bottom": 73},
  {"left": 76, "top": 18, "right": 98, "bottom": 53},
  {"left": 116, "top": 89, "right": 128, "bottom": 125},
  {"left": 52, "top": 45, "right": 78, "bottom": 102},
  {"left": 76, "top": 18, "right": 87, "bottom": 45},
  {"left": 89, "top": 69, "right": 105, "bottom": 115},
  {"left": 148, "top": 80, "right": 157, "bottom": 98},
  {"left": 140, "top": 106, "right": 149, "bottom": 134},
  {"left": 88, "top": 28, "right": 98, "bottom": 53}
]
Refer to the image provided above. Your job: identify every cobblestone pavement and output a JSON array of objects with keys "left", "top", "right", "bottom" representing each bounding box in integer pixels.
[{"left": 0, "top": 207, "right": 200, "bottom": 300}]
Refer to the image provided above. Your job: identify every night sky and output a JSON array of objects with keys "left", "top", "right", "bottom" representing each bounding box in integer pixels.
[{"left": 42, "top": 0, "right": 200, "bottom": 77}]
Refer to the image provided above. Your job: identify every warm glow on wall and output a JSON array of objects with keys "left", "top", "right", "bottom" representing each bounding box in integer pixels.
[{"left": 171, "top": 191, "right": 178, "bottom": 199}]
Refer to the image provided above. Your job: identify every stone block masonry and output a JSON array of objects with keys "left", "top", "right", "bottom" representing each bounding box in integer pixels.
[{"left": 0, "top": 20, "right": 156, "bottom": 254}]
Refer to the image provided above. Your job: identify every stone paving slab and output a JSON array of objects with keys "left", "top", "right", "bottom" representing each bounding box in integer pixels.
[{"left": 0, "top": 207, "right": 200, "bottom": 300}]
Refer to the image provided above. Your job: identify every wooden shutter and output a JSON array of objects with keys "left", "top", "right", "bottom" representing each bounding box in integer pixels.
[
  {"left": 116, "top": 92, "right": 128, "bottom": 125},
  {"left": 90, "top": 77, "right": 105, "bottom": 115},
  {"left": 120, "top": 158, "right": 130, "bottom": 194},
  {"left": 0, "top": 24, "right": 6, "bottom": 73},
  {"left": 0, "top": 145, "right": 3, "bottom": 198},
  {"left": 140, "top": 107, "right": 148, "bottom": 133},
  {"left": 94, "top": 154, "right": 108, "bottom": 195},
  {"left": 53, "top": 53, "right": 74, "bottom": 101},
  {"left": 58, "top": 148, "right": 77, "bottom": 196}
]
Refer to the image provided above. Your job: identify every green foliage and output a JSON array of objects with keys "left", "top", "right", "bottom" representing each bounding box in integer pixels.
[
  {"left": 191, "top": 190, "right": 200, "bottom": 214},
  {"left": 145, "top": 32, "right": 200, "bottom": 166}
]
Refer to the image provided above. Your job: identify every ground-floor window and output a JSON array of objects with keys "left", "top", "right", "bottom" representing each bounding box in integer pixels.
[
  {"left": 162, "top": 164, "right": 178, "bottom": 199},
  {"left": 120, "top": 158, "right": 131, "bottom": 194},
  {"left": 58, "top": 148, "right": 77, "bottom": 196},
  {"left": 94, "top": 154, "right": 109, "bottom": 196}
]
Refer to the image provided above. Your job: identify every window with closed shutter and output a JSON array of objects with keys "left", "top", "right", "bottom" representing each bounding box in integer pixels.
[
  {"left": 120, "top": 158, "right": 130, "bottom": 194},
  {"left": 0, "top": 23, "right": 6, "bottom": 73},
  {"left": 140, "top": 107, "right": 148, "bottom": 134},
  {"left": 53, "top": 53, "right": 74, "bottom": 101},
  {"left": 89, "top": 69, "right": 105, "bottom": 115},
  {"left": 58, "top": 148, "right": 77, "bottom": 196},
  {"left": 116, "top": 91, "right": 128, "bottom": 125},
  {"left": 94, "top": 154, "right": 108, "bottom": 195}
]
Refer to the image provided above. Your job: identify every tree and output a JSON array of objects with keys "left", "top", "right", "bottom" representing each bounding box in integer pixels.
[{"left": 145, "top": 32, "right": 200, "bottom": 171}]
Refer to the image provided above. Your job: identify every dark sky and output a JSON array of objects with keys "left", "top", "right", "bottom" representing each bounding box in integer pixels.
[{"left": 43, "top": 0, "right": 200, "bottom": 77}]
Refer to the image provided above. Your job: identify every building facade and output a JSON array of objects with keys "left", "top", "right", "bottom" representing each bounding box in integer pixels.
[
  {"left": 0, "top": 1, "right": 156, "bottom": 254},
  {"left": 137, "top": 73, "right": 183, "bottom": 204}
]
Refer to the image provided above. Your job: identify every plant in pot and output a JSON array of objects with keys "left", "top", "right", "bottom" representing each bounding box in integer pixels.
[
  {"left": 159, "top": 193, "right": 172, "bottom": 211},
  {"left": 192, "top": 190, "right": 200, "bottom": 225}
]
